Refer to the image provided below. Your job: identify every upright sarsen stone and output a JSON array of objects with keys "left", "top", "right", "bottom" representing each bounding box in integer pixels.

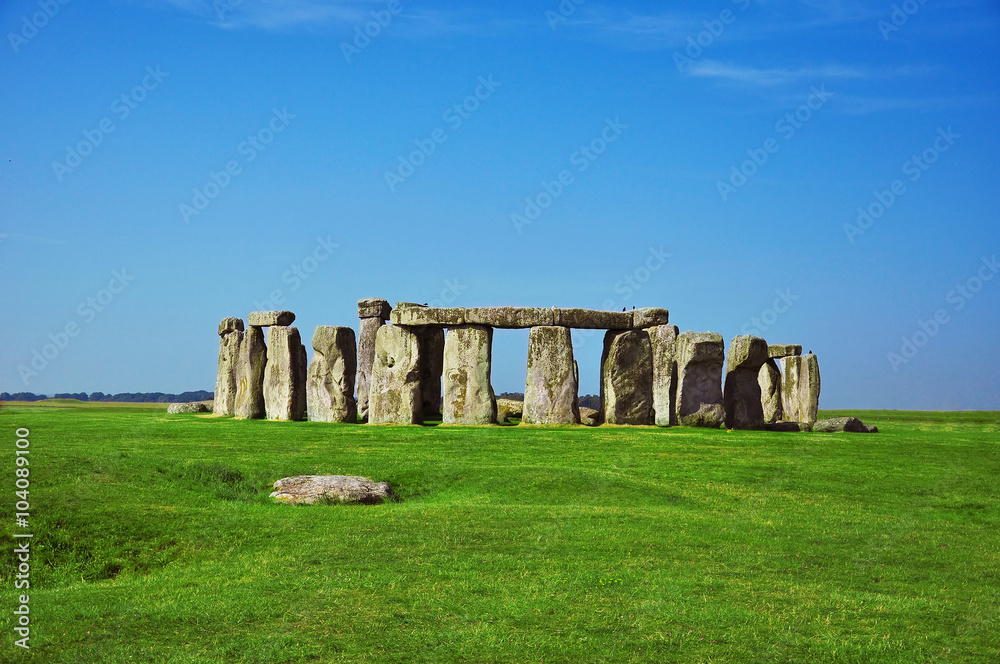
[
  {"left": 418, "top": 328, "right": 444, "bottom": 418},
  {"left": 263, "top": 326, "right": 306, "bottom": 421},
  {"left": 601, "top": 330, "right": 653, "bottom": 425},
  {"left": 357, "top": 298, "right": 390, "bottom": 420},
  {"left": 780, "top": 354, "right": 821, "bottom": 424},
  {"left": 369, "top": 325, "right": 422, "bottom": 425},
  {"left": 675, "top": 331, "right": 725, "bottom": 428},
  {"left": 649, "top": 325, "right": 679, "bottom": 427},
  {"left": 723, "top": 335, "right": 768, "bottom": 430},
  {"left": 215, "top": 317, "right": 244, "bottom": 417},
  {"left": 758, "top": 358, "right": 783, "bottom": 424},
  {"left": 523, "top": 326, "right": 580, "bottom": 425},
  {"left": 306, "top": 326, "right": 357, "bottom": 423},
  {"left": 442, "top": 326, "right": 496, "bottom": 425},
  {"left": 235, "top": 326, "right": 267, "bottom": 419}
]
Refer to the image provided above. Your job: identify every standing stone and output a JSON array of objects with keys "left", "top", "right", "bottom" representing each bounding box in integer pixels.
[
  {"left": 418, "top": 328, "right": 444, "bottom": 418},
  {"left": 780, "top": 354, "right": 821, "bottom": 424},
  {"left": 307, "top": 326, "right": 358, "bottom": 423},
  {"left": 369, "top": 325, "right": 422, "bottom": 425},
  {"left": 649, "top": 325, "right": 679, "bottom": 427},
  {"left": 442, "top": 326, "right": 496, "bottom": 425},
  {"left": 235, "top": 326, "right": 267, "bottom": 420},
  {"left": 523, "top": 326, "right": 580, "bottom": 425},
  {"left": 675, "top": 332, "right": 725, "bottom": 428},
  {"left": 758, "top": 358, "right": 783, "bottom": 424},
  {"left": 215, "top": 317, "right": 244, "bottom": 417},
  {"left": 601, "top": 330, "right": 653, "bottom": 425},
  {"left": 357, "top": 298, "right": 390, "bottom": 421},
  {"left": 296, "top": 345, "right": 308, "bottom": 419},
  {"left": 723, "top": 335, "right": 768, "bottom": 430},
  {"left": 263, "top": 326, "right": 306, "bottom": 421}
]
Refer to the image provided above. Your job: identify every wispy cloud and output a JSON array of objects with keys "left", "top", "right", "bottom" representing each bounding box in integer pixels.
[{"left": 687, "top": 61, "right": 934, "bottom": 87}]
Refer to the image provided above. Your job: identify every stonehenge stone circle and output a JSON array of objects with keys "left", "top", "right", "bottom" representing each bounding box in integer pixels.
[
  {"left": 723, "top": 335, "right": 769, "bottom": 430},
  {"left": 442, "top": 325, "right": 497, "bottom": 425},
  {"left": 675, "top": 332, "right": 725, "bottom": 428},
  {"left": 306, "top": 326, "right": 358, "bottom": 424},
  {"left": 601, "top": 330, "right": 653, "bottom": 425},
  {"left": 523, "top": 326, "right": 580, "bottom": 424},
  {"left": 649, "top": 325, "right": 679, "bottom": 427},
  {"left": 780, "top": 354, "right": 821, "bottom": 424},
  {"left": 248, "top": 310, "right": 295, "bottom": 327},
  {"left": 369, "top": 324, "right": 422, "bottom": 425},
  {"left": 758, "top": 358, "right": 783, "bottom": 424},
  {"left": 356, "top": 298, "right": 390, "bottom": 420},
  {"left": 215, "top": 317, "right": 244, "bottom": 417},
  {"left": 418, "top": 328, "right": 445, "bottom": 418},
  {"left": 235, "top": 325, "right": 267, "bottom": 419},
  {"left": 263, "top": 326, "right": 306, "bottom": 421}
]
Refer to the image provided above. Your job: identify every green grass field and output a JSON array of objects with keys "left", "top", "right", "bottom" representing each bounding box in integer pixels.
[{"left": 1, "top": 403, "right": 997, "bottom": 663}]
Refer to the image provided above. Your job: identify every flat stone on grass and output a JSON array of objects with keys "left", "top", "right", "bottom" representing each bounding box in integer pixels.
[{"left": 270, "top": 475, "right": 397, "bottom": 505}]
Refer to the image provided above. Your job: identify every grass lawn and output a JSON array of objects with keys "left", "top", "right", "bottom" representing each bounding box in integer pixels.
[{"left": 1, "top": 403, "right": 997, "bottom": 663}]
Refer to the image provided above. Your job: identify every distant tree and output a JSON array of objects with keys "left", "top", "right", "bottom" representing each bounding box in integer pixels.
[
  {"left": 496, "top": 392, "right": 524, "bottom": 402},
  {"left": 578, "top": 395, "right": 601, "bottom": 410}
]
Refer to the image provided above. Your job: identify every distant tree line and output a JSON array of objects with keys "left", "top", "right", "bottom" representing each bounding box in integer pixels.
[{"left": 0, "top": 391, "right": 213, "bottom": 403}]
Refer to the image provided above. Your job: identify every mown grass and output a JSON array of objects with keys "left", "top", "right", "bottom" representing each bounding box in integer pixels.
[{"left": 0, "top": 403, "right": 997, "bottom": 663}]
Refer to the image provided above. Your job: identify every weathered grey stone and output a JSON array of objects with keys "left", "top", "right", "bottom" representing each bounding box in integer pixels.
[
  {"left": 218, "top": 317, "right": 244, "bottom": 336},
  {"left": 758, "top": 358, "right": 783, "bottom": 424},
  {"left": 391, "top": 307, "right": 466, "bottom": 326},
  {"left": 235, "top": 326, "right": 267, "bottom": 420},
  {"left": 270, "top": 475, "right": 397, "bottom": 505},
  {"left": 466, "top": 307, "right": 555, "bottom": 329},
  {"left": 580, "top": 407, "right": 600, "bottom": 426},
  {"left": 813, "top": 417, "right": 877, "bottom": 433},
  {"left": 356, "top": 316, "right": 384, "bottom": 420},
  {"left": 723, "top": 335, "right": 768, "bottom": 430},
  {"left": 649, "top": 325, "right": 679, "bottom": 427},
  {"left": 248, "top": 310, "right": 295, "bottom": 327},
  {"left": 763, "top": 421, "right": 811, "bottom": 432},
  {"left": 675, "top": 332, "right": 725, "bottom": 428},
  {"left": 442, "top": 326, "right": 496, "bottom": 425},
  {"left": 768, "top": 344, "right": 802, "bottom": 359},
  {"left": 553, "top": 308, "right": 632, "bottom": 329},
  {"left": 780, "top": 354, "right": 821, "bottom": 424},
  {"left": 601, "top": 330, "right": 653, "bottom": 425},
  {"left": 632, "top": 308, "right": 670, "bottom": 329},
  {"left": 263, "top": 326, "right": 306, "bottom": 421},
  {"left": 369, "top": 325, "right": 422, "bottom": 425},
  {"left": 358, "top": 298, "right": 391, "bottom": 320},
  {"left": 306, "top": 326, "right": 357, "bottom": 423},
  {"left": 215, "top": 318, "right": 244, "bottom": 417},
  {"left": 167, "top": 402, "right": 209, "bottom": 414},
  {"left": 418, "top": 328, "right": 444, "bottom": 418},
  {"left": 496, "top": 398, "right": 523, "bottom": 421},
  {"left": 523, "top": 326, "right": 580, "bottom": 425}
]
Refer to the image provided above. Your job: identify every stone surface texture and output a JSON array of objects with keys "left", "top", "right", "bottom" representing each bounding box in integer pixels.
[
  {"left": 358, "top": 298, "right": 391, "bottom": 320},
  {"left": 553, "top": 308, "right": 632, "bottom": 329},
  {"left": 167, "top": 402, "right": 209, "bottom": 414},
  {"left": 813, "top": 417, "right": 877, "bottom": 433},
  {"left": 601, "top": 330, "right": 653, "bottom": 425},
  {"left": 523, "top": 326, "right": 580, "bottom": 424},
  {"left": 235, "top": 326, "right": 267, "bottom": 420},
  {"left": 780, "top": 354, "right": 821, "bottom": 424},
  {"left": 356, "top": 316, "right": 384, "bottom": 420},
  {"left": 215, "top": 318, "right": 244, "bottom": 417},
  {"left": 579, "top": 407, "right": 600, "bottom": 426},
  {"left": 675, "top": 332, "right": 725, "bottom": 428},
  {"left": 442, "top": 326, "right": 497, "bottom": 425},
  {"left": 369, "top": 325, "right": 422, "bottom": 424},
  {"left": 248, "top": 310, "right": 295, "bottom": 327},
  {"left": 632, "top": 308, "right": 670, "bottom": 329},
  {"left": 768, "top": 344, "right": 802, "bottom": 359},
  {"left": 723, "top": 335, "right": 769, "bottom": 430},
  {"left": 263, "top": 326, "right": 306, "bottom": 421},
  {"left": 649, "top": 325, "right": 679, "bottom": 427},
  {"left": 270, "top": 475, "right": 396, "bottom": 505},
  {"left": 306, "top": 326, "right": 357, "bottom": 423},
  {"left": 758, "top": 358, "right": 783, "bottom": 424}
]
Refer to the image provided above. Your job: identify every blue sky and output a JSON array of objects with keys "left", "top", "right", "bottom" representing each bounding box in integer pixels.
[{"left": 1, "top": 0, "right": 998, "bottom": 409}]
